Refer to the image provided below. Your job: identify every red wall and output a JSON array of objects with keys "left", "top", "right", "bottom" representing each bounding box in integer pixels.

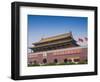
[{"left": 28, "top": 47, "right": 87, "bottom": 64}]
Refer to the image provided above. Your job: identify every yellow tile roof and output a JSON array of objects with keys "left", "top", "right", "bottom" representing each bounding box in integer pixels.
[
  {"left": 32, "top": 39, "right": 72, "bottom": 48},
  {"left": 33, "top": 32, "right": 72, "bottom": 44}
]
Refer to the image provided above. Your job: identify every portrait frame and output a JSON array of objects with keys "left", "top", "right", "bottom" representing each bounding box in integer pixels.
[{"left": 11, "top": 1, "right": 98, "bottom": 80}]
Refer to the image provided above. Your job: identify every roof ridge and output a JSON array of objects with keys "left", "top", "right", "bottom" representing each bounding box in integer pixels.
[{"left": 40, "top": 32, "right": 71, "bottom": 41}]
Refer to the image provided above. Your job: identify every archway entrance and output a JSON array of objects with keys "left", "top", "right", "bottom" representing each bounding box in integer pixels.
[
  {"left": 43, "top": 58, "right": 47, "bottom": 64},
  {"left": 54, "top": 59, "right": 58, "bottom": 63}
]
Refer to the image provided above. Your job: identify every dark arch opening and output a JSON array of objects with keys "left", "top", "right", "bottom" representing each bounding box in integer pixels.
[
  {"left": 64, "top": 59, "right": 68, "bottom": 63},
  {"left": 33, "top": 60, "right": 37, "bottom": 64},
  {"left": 43, "top": 58, "right": 47, "bottom": 64},
  {"left": 54, "top": 59, "right": 58, "bottom": 63},
  {"left": 29, "top": 61, "right": 32, "bottom": 65}
]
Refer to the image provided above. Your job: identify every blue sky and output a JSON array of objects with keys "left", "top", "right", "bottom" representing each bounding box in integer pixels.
[{"left": 28, "top": 15, "right": 88, "bottom": 47}]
